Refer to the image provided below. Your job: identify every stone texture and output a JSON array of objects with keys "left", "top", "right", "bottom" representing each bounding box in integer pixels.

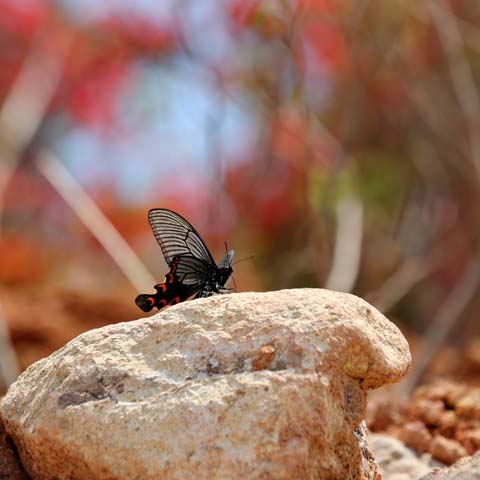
[
  {"left": 430, "top": 436, "right": 468, "bottom": 465},
  {"left": 0, "top": 416, "right": 29, "bottom": 479},
  {"left": 397, "top": 421, "right": 432, "bottom": 454},
  {"left": 421, "top": 451, "right": 480, "bottom": 479},
  {"left": 369, "top": 432, "right": 437, "bottom": 480},
  {"left": 369, "top": 379, "right": 480, "bottom": 463},
  {"left": 0, "top": 289, "right": 411, "bottom": 480}
]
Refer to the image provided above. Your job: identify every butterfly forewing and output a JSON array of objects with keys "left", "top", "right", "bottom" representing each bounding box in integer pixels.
[{"left": 148, "top": 209, "right": 215, "bottom": 266}]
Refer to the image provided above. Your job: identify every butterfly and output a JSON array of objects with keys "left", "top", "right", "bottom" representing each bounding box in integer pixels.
[{"left": 135, "top": 208, "right": 234, "bottom": 312}]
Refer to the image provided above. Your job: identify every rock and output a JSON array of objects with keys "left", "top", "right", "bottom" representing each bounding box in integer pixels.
[
  {"left": 430, "top": 436, "right": 468, "bottom": 465},
  {"left": 411, "top": 399, "right": 446, "bottom": 427},
  {"left": 369, "top": 432, "right": 436, "bottom": 480},
  {"left": 369, "top": 379, "right": 480, "bottom": 465},
  {"left": 397, "top": 421, "right": 432, "bottom": 453},
  {"left": 455, "top": 427, "right": 480, "bottom": 455},
  {"left": 0, "top": 416, "right": 29, "bottom": 479},
  {"left": 355, "top": 421, "right": 381, "bottom": 478},
  {"left": 455, "top": 389, "right": 480, "bottom": 419},
  {"left": 0, "top": 289, "right": 411, "bottom": 480},
  {"left": 421, "top": 451, "right": 480, "bottom": 479}
]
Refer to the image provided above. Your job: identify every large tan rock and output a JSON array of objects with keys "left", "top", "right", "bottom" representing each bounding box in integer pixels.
[
  {"left": 1, "top": 289, "right": 410, "bottom": 480},
  {"left": 0, "top": 416, "right": 29, "bottom": 479}
]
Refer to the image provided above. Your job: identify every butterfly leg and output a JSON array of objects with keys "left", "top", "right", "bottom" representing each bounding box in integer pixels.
[
  {"left": 219, "top": 287, "right": 235, "bottom": 292},
  {"left": 196, "top": 291, "right": 213, "bottom": 298},
  {"left": 195, "top": 287, "right": 215, "bottom": 298}
]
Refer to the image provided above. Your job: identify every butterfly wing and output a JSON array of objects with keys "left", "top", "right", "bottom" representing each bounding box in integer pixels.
[
  {"left": 135, "top": 256, "right": 201, "bottom": 312},
  {"left": 135, "top": 209, "right": 231, "bottom": 313},
  {"left": 135, "top": 278, "right": 199, "bottom": 312},
  {"left": 148, "top": 209, "right": 216, "bottom": 267},
  {"left": 174, "top": 256, "right": 211, "bottom": 285}
]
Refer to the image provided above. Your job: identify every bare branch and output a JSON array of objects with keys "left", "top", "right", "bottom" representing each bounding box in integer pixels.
[
  {"left": 413, "top": 6, "right": 480, "bottom": 55},
  {"left": 401, "top": 252, "right": 480, "bottom": 395},
  {"left": 36, "top": 151, "right": 156, "bottom": 292},
  {"left": 325, "top": 193, "right": 364, "bottom": 292},
  {"left": 0, "top": 305, "right": 20, "bottom": 389},
  {"left": 366, "top": 257, "right": 435, "bottom": 312},
  {"left": 427, "top": 0, "right": 480, "bottom": 182},
  {"left": 397, "top": 0, "right": 480, "bottom": 393},
  {"left": 0, "top": 30, "right": 72, "bottom": 390},
  {"left": 0, "top": 31, "right": 72, "bottom": 212},
  {"left": 457, "top": 17, "right": 480, "bottom": 53}
]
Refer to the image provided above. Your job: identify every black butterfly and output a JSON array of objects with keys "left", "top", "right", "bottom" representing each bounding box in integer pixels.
[{"left": 135, "top": 208, "right": 234, "bottom": 312}]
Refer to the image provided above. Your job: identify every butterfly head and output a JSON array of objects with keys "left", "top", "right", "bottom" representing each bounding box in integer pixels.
[
  {"left": 217, "top": 249, "right": 234, "bottom": 285},
  {"left": 219, "top": 249, "right": 234, "bottom": 268}
]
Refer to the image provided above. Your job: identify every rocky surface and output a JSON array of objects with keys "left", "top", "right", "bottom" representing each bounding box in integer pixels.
[
  {"left": 0, "top": 416, "right": 29, "bottom": 479},
  {"left": 421, "top": 451, "right": 480, "bottom": 479},
  {"left": 369, "top": 379, "right": 480, "bottom": 464},
  {"left": 0, "top": 289, "right": 411, "bottom": 480},
  {"left": 369, "top": 432, "right": 438, "bottom": 480},
  {"left": 369, "top": 432, "right": 480, "bottom": 480}
]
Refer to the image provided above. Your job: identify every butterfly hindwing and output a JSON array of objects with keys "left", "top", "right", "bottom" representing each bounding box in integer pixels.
[
  {"left": 135, "top": 257, "right": 200, "bottom": 312},
  {"left": 135, "top": 281, "right": 198, "bottom": 312}
]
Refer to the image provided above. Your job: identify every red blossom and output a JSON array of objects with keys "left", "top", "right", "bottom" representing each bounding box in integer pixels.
[{"left": 67, "top": 62, "right": 132, "bottom": 129}]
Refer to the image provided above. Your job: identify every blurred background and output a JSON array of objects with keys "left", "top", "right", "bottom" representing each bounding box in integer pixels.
[{"left": 1, "top": 0, "right": 480, "bottom": 407}]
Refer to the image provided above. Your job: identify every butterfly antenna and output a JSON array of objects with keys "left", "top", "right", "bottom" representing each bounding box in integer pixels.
[{"left": 233, "top": 255, "right": 255, "bottom": 266}]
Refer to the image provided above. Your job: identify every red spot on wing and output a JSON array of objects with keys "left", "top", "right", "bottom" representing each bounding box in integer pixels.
[
  {"left": 168, "top": 296, "right": 181, "bottom": 305},
  {"left": 170, "top": 256, "right": 180, "bottom": 273},
  {"left": 158, "top": 299, "right": 167, "bottom": 307},
  {"left": 166, "top": 273, "right": 174, "bottom": 283}
]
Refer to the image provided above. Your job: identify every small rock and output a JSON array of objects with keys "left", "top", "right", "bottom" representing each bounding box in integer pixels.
[
  {"left": 369, "top": 379, "right": 480, "bottom": 464},
  {"left": 398, "top": 421, "right": 432, "bottom": 453},
  {"left": 251, "top": 344, "right": 276, "bottom": 371},
  {"left": 369, "top": 432, "right": 434, "bottom": 480},
  {"left": 421, "top": 451, "right": 480, "bottom": 479},
  {"left": 444, "top": 383, "right": 468, "bottom": 408},
  {"left": 414, "top": 381, "right": 459, "bottom": 403},
  {"left": 408, "top": 399, "right": 445, "bottom": 427},
  {"left": 455, "top": 389, "right": 480, "bottom": 419},
  {"left": 454, "top": 427, "right": 480, "bottom": 455},
  {"left": 1, "top": 289, "right": 411, "bottom": 480},
  {"left": 430, "top": 436, "right": 468, "bottom": 465}
]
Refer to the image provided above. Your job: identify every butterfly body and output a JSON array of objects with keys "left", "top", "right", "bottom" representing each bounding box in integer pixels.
[
  {"left": 135, "top": 209, "right": 234, "bottom": 312},
  {"left": 196, "top": 249, "right": 234, "bottom": 298}
]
